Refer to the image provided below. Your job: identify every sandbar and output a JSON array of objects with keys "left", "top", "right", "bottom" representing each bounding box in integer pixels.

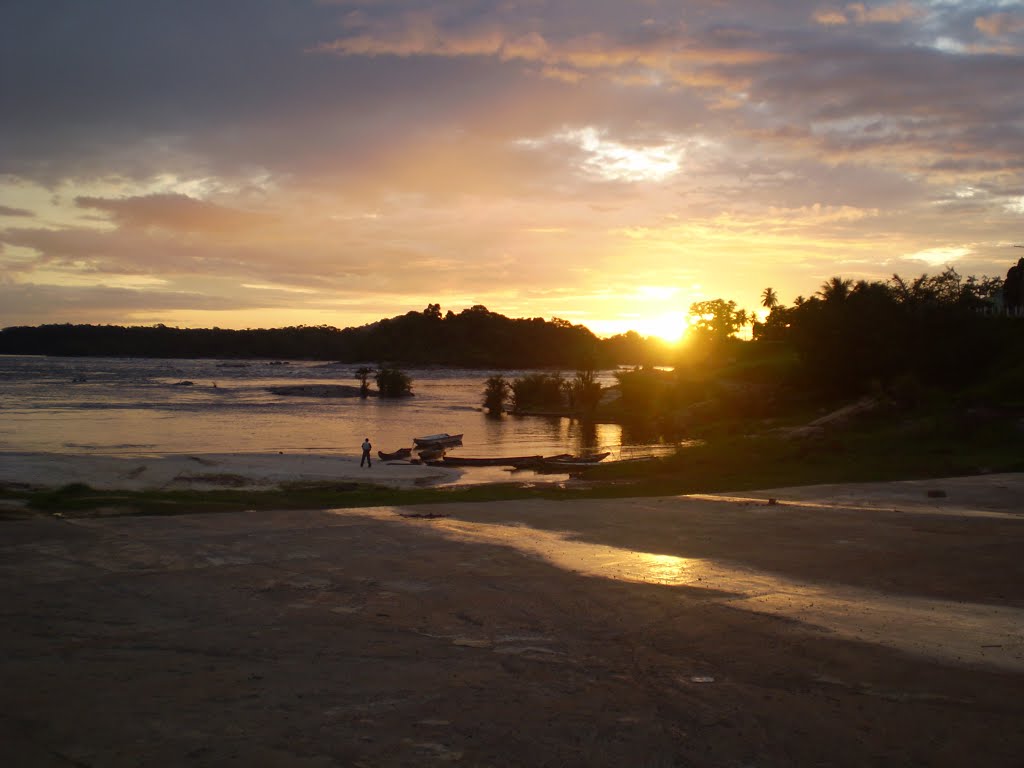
[{"left": 0, "top": 450, "right": 460, "bottom": 491}]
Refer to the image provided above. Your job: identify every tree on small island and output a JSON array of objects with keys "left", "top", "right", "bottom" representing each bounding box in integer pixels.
[
  {"left": 354, "top": 366, "right": 375, "bottom": 398},
  {"left": 510, "top": 372, "right": 565, "bottom": 413},
  {"left": 375, "top": 367, "right": 414, "bottom": 397},
  {"left": 564, "top": 369, "right": 602, "bottom": 415},
  {"left": 483, "top": 375, "right": 510, "bottom": 416}
]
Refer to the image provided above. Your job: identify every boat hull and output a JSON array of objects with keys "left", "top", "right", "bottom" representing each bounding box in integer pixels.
[
  {"left": 378, "top": 448, "right": 412, "bottom": 461},
  {"left": 413, "top": 433, "right": 464, "bottom": 447},
  {"left": 510, "top": 452, "right": 611, "bottom": 470},
  {"left": 440, "top": 455, "right": 542, "bottom": 467}
]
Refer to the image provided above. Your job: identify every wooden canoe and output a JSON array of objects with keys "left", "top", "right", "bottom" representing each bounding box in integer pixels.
[
  {"left": 378, "top": 448, "right": 412, "bottom": 461},
  {"left": 440, "top": 455, "right": 543, "bottom": 467},
  {"left": 413, "top": 433, "right": 464, "bottom": 447},
  {"left": 511, "top": 452, "right": 612, "bottom": 471}
]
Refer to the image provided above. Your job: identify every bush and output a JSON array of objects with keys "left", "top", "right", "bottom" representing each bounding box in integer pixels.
[
  {"left": 613, "top": 367, "right": 674, "bottom": 420},
  {"left": 375, "top": 368, "right": 414, "bottom": 397},
  {"left": 483, "top": 376, "right": 510, "bottom": 416},
  {"left": 510, "top": 373, "right": 565, "bottom": 412},
  {"left": 565, "top": 369, "right": 603, "bottom": 414},
  {"left": 354, "top": 366, "right": 375, "bottom": 397}
]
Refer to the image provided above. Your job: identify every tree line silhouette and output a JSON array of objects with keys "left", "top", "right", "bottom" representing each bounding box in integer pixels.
[
  {"left": 748, "top": 266, "right": 1021, "bottom": 398},
  {"left": 0, "top": 304, "right": 668, "bottom": 368}
]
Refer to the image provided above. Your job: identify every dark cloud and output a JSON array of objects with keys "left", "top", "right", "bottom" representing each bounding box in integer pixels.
[
  {"left": 0, "top": 282, "right": 230, "bottom": 327},
  {"left": 75, "top": 194, "right": 272, "bottom": 233},
  {"left": 0, "top": 205, "right": 34, "bottom": 217}
]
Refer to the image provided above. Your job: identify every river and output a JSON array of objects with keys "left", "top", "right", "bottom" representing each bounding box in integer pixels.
[{"left": 0, "top": 356, "right": 680, "bottom": 472}]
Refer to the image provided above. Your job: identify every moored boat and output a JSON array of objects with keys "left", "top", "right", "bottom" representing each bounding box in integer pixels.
[
  {"left": 510, "top": 452, "right": 612, "bottom": 471},
  {"left": 509, "top": 454, "right": 571, "bottom": 469},
  {"left": 378, "top": 448, "right": 412, "bottom": 461},
  {"left": 415, "top": 447, "right": 446, "bottom": 462},
  {"left": 413, "top": 433, "right": 464, "bottom": 447},
  {"left": 440, "top": 455, "right": 543, "bottom": 467},
  {"left": 552, "top": 450, "right": 606, "bottom": 462}
]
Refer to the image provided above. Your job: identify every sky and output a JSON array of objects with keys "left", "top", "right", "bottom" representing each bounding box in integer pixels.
[{"left": 1, "top": 0, "right": 1023, "bottom": 342}]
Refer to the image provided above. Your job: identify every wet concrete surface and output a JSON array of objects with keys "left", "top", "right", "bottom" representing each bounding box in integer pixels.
[{"left": 2, "top": 475, "right": 1024, "bottom": 766}]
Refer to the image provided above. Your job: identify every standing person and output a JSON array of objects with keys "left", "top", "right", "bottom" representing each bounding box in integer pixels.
[{"left": 360, "top": 437, "right": 372, "bottom": 468}]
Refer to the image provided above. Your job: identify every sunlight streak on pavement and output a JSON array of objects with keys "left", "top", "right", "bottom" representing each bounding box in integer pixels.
[{"left": 335, "top": 506, "right": 1024, "bottom": 672}]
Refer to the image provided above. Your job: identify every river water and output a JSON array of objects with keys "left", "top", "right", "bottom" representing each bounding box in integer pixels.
[{"left": 0, "top": 356, "right": 679, "bottom": 468}]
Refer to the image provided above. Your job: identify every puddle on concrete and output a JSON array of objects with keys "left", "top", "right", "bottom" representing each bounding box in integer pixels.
[{"left": 333, "top": 506, "right": 1024, "bottom": 672}]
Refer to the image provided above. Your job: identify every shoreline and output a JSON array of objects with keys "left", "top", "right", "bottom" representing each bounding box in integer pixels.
[
  {"left": 4, "top": 449, "right": 1024, "bottom": 507},
  {"left": 0, "top": 450, "right": 463, "bottom": 492}
]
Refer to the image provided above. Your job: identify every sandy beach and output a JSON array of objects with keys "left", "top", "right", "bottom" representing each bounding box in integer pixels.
[
  {"left": 2, "top": 466, "right": 1023, "bottom": 766},
  {"left": 0, "top": 450, "right": 461, "bottom": 492}
]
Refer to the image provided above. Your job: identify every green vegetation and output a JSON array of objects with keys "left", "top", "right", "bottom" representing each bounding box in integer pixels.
[
  {"left": 503, "top": 369, "right": 604, "bottom": 415},
  {"left": 509, "top": 372, "right": 566, "bottom": 413},
  {"left": 354, "top": 366, "right": 374, "bottom": 397},
  {"left": 482, "top": 375, "right": 510, "bottom": 415},
  {"left": 752, "top": 267, "right": 1011, "bottom": 398},
  {"left": 374, "top": 367, "right": 414, "bottom": 397},
  {"left": 564, "top": 369, "right": 603, "bottom": 415},
  {"left": 591, "top": 408, "right": 1024, "bottom": 493},
  {"left": 688, "top": 298, "right": 749, "bottom": 344}
]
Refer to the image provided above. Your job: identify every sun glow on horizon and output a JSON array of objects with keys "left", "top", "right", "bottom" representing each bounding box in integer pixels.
[
  {"left": 587, "top": 311, "right": 690, "bottom": 344},
  {"left": 632, "top": 312, "right": 690, "bottom": 344}
]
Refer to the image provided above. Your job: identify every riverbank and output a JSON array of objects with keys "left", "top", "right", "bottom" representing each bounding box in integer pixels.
[
  {"left": 2, "top": 475, "right": 1023, "bottom": 766},
  {"left": 0, "top": 450, "right": 460, "bottom": 493}
]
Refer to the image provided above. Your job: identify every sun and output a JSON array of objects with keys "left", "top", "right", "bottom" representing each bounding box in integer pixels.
[{"left": 629, "top": 312, "right": 689, "bottom": 345}]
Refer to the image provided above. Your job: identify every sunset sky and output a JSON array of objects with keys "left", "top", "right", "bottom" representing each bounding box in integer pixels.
[{"left": 2, "top": 1, "right": 1022, "bottom": 341}]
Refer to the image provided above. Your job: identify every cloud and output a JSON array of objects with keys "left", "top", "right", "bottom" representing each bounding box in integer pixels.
[
  {"left": 0, "top": 282, "right": 230, "bottom": 327},
  {"left": 906, "top": 245, "right": 972, "bottom": 266},
  {"left": 0, "top": 205, "right": 34, "bottom": 218},
  {"left": 813, "top": 9, "right": 851, "bottom": 26},
  {"left": 75, "top": 194, "right": 272, "bottom": 234},
  {"left": 312, "top": 9, "right": 779, "bottom": 92},
  {"left": 975, "top": 12, "right": 1024, "bottom": 38},
  {"left": 813, "top": 2, "right": 920, "bottom": 26}
]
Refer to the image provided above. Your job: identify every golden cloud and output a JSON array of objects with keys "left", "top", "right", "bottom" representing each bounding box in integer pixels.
[
  {"left": 313, "top": 14, "right": 777, "bottom": 93},
  {"left": 975, "top": 12, "right": 1024, "bottom": 38},
  {"left": 75, "top": 194, "right": 272, "bottom": 235},
  {"left": 814, "top": 2, "right": 920, "bottom": 27}
]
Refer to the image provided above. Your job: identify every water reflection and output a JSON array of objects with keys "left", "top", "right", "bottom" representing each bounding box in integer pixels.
[
  {"left": 619, "top": 420, "right": 673, "bottom": 448},
  {"left": 0, "top": 355, "right": 683, "bottom": 460},
  {"left": 566, "top": 419, "right": 617, "bottom": 456}
]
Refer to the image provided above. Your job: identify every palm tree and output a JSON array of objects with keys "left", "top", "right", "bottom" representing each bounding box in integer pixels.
[
  {"left": 760, "top": 287, "right": 779, "bottom": 310},
  {"left": 817, "top": 276, "right": 854, "bottom": 303}
]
